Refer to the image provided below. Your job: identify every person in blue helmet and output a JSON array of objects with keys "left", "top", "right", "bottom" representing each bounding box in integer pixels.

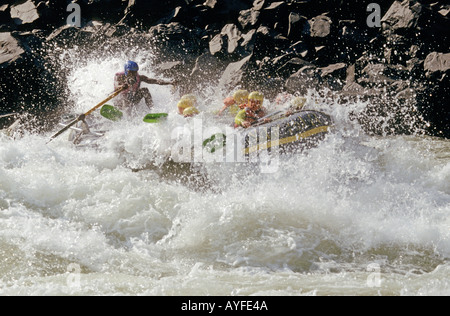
[{"left": 114, "top": 61, "right": 175, "bottom": 113}]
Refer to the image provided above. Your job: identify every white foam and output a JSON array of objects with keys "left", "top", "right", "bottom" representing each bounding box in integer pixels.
[{"left": 1, "top": 52, "right": 449, "bottom": 295}]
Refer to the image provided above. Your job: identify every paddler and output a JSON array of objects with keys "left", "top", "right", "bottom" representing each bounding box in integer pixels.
[
  {"left": 114, "top": 61, "right": 175, "bottom": 113},
  {"left": 234, "top": 91, "right": 269, "bottom": 128},
  {"left": 217, "top": 89, "right": 249, "bottom": 116}
]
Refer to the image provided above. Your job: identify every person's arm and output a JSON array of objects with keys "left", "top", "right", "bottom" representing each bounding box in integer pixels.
[
  {"left": 114, "top": 73, "right": 128, "bottom": 90},
  {"left": 218, "top": 97, "right": 236, "bottom": 116},
  {"left": 217, "top": 105, "right": 227, "bottom": 116},
  {"left": 140, "top": 75, "right": 174, "bottom": 85},
  {"left": 223, "top": 97, "right": 235, "bottom": 107}
]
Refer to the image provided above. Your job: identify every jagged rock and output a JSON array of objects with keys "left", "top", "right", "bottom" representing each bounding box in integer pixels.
[
  {"left": 0, "top": 32, "right": 25, "bottom": 66},
  {"left": 209, "top": 24, "right": 242, "bottom": 56},
  {"left": 209, "top": 33, "right": 225, "bottom": 56},
  {"left": 10, "top": 1, "right": 39, "bottom": 26},
  {"left": 342, "top": 81, "right": 366, "bottom": 95},
  {"left": 1, "top": 0, "right": 449, "bottom": 138},
  {"left": 317, "top": 63, "right": 347, "bottom": 90},
  {"left": 381, "top": 0, "right": 422, "bottom": 31},
  {"left": 438, "top": 5, "right": 449, "bottom": 17},
  {"left": 285, "top": 64, "right": 320, "bottom": 95},
  {"left": 287, "top": 12, "right": 308, "bottom": 41},
  {"left": 7, "top": 0, "right": 63, "bottom": 30},
  {"left": 424, "top": 52, "right": 450, "bottom": 79},
  {"left": 381, "top": 0, "right": 450, "bottom": 53},
  {"left": 190, "top": 52, "right": 229, "bottom": 86},
  {"left": 45, "top": 24, "right": 103, "bottom": 48},
  {"left": 318, "top": 63, "right": 347, "bottom": 78},
  {"left": 275, "top": 56, "right": 314, "bottom": 78},
  {"left": 238, "top": 8, "right": 260, "bottom": 30},
  {"left": 101, "top": 23, "right": 133, "bottom": 38},
  {"left": 253, "top": 0, "right": 265, "bottom": 11},
  {"left": 406, "top": 57, "right": 425, "bottom": 79},
  {"left": 307, "top": 15, "right": 332, "bottom": 38},
  {"left": 217, "top": 54, "right": 253, "bottom": 92}
]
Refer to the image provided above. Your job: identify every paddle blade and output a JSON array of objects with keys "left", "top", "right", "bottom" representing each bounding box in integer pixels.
[
  {"left": 101, "top": 105, "right": 123, "bottom": 121},
  {"left": 143, "top": 113, "right": 168, "bottom": 123}
]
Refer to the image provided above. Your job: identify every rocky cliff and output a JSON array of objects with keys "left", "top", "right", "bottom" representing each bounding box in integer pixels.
[{"left": 0, "top": 0, "right": 449, "bottom": 137}]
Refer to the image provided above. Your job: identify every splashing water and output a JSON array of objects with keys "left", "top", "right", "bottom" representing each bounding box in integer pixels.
[{"left": 0, "top": 47, "right": 449, "bottom": 296}]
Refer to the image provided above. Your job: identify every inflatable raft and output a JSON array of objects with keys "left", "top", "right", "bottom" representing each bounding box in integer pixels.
[{"left": 203, "top": 110, "right": 332, "bottom": 159}]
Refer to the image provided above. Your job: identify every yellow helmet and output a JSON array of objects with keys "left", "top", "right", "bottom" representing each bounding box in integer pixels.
[
  {"left": 233, "top": 90, "right": 249, "bottom": 104},
  {"left": 177, "top": 98, "right": 195, "bottom": 110},
  {"left": 291, "top": 97, "right": 307, "bottom": 110},
  {"left": 248, "top": 91, "right": 264, "bottom": 102},
  {"left": 183, "top": 107, "right": 200, "bottom": 117}
]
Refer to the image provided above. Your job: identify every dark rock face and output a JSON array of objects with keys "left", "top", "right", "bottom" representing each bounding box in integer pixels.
[
  {"left": 0, "top": 31, "right": 61, "bottom": 121},
  {"left": 0, "top": 0, "right": 449, "bottom": 137}
]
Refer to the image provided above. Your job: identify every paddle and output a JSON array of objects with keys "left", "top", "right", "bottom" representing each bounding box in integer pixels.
[
  {"left": 100, "top": 104, "right": 168, "bottom": 124},
  {"left": 250, "top": 110, "right": 283, "bottom": 127},
  {"left": 57, "top": 123, "right": 104, "bottom": 137},
  {"left": 47, "top": 86, "right": 126, "bottom": 143},
  {"left": 100, "top": 104, "right": 123, "bottom": 121},
  {"left": 143, "top": 113, "right": 168, "bottom": 123}
]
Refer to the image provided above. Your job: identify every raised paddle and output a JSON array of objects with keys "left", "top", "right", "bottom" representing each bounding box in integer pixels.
[{"left": 47, "top": 86, "right": 126, "bottom": 143}]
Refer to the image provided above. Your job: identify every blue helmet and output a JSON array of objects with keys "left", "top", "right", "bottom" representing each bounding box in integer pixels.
[{"left": 124, "top": 61, "right": 139, "bottom": 75}]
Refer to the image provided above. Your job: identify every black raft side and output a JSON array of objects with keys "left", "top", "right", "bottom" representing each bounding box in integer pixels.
[{"left": 241, "top": 110, "right": 333, "bottom": 156}]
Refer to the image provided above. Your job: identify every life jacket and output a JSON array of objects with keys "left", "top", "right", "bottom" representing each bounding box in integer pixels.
[
  {"left": 234, "top": 107, "right": 266, "bottom": 128},
  {"left": 114, "top": 72, "right": 141, "bottom": 98},
  {"left": 245, "top": 107, "right": 265, "bottom": 122}
]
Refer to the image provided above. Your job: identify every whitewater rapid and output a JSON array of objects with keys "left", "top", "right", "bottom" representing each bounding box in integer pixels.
[{"left": 0, "top": 55, "right": 449, "bottom": 296}]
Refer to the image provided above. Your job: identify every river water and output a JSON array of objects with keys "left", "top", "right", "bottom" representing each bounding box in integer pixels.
[{"left": 0, "top": 54, "right": 449, "bottom": 296}]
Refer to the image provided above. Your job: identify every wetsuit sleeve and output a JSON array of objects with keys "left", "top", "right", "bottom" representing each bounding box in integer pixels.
[{"left": 235, "top": 109, "right": 247, "bottom": 127}]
